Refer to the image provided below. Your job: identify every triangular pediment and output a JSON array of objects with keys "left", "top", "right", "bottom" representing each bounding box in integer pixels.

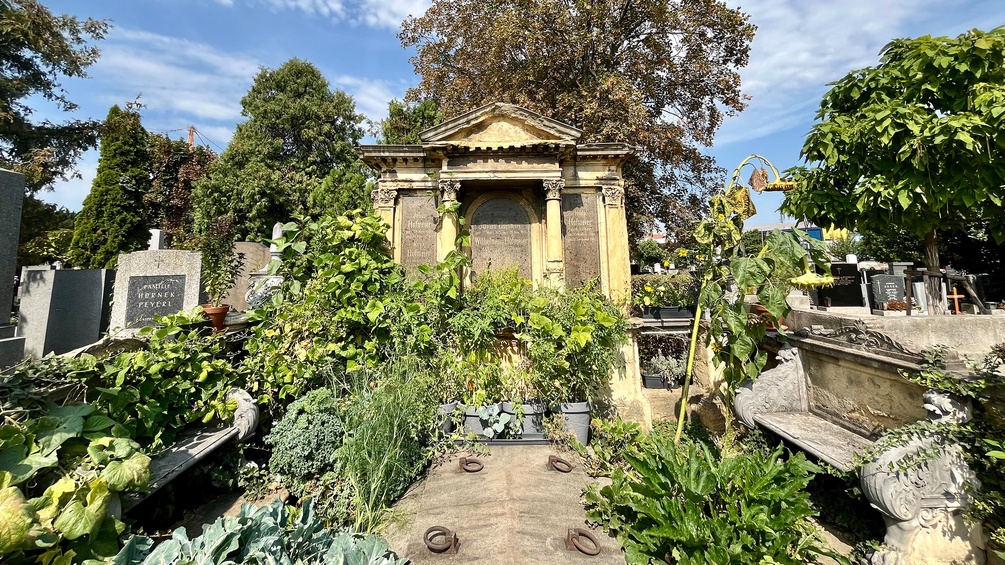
[{"left": 420, "top": 102, "right": 582, "bottom": 147}]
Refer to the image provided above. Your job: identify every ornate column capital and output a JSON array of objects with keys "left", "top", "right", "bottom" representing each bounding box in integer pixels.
[
  {"left": 371, "top": 180, "right": 398, "bottom": 209},
  {"left": 601, "top": 182, "right": 624, "bottom": 208},
  {"left": 543, "top": 179, "right": 564, "bottom": 201},
  {"left": 438, "top": 179, "right": 460, "bottom": 202}
]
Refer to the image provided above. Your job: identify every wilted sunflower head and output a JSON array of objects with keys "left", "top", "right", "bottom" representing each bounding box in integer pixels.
[{"left": 789, "top": 271, "right": 834, "bottom": 290}]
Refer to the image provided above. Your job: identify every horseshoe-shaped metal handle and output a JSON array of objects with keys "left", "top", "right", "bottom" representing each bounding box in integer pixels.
[
  {"left": 459, "top": 457, "right": 484, "bottom": 473},
  {"left": 567, "top": 528, "right": 601, "bottom": 556},
  {"left": 548, "top": 455, "right": 573, "bottom": 473}
]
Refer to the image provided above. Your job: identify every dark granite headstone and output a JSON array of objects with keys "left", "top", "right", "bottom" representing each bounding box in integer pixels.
[
  {"left": 870, "top": 274, "right": 906, "bottom": 309},
  {"left": 470, "top": 197, "right": 532, "bottom": 279},
  {"left": 817, "top": 263, "right": 863, "bottom": 307},
  {"left": 562, "top": 193, "right": 601, "bottom": 286},
  {"left": 399, "top": 194, "right": 439, "bottom": 272},
  {"left": 124, "top": 275, "right": 187, "bottom": 328}
]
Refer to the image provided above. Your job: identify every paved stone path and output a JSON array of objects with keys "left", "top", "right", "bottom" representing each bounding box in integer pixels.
[{"left": 383, "top": 444, "right": 625, "bottom": 564}]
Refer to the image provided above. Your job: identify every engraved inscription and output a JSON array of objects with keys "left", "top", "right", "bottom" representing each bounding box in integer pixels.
[
  {"left": 125, "top": 275, "right": 186, "bottom": 328},
  {"left": 562, "top": 193, "right": 601, "bottom": 286},
  {"left": 470, "top": 197, "right": 532, "bottom": 279},
  {"left": 399, "top": 195, "right": 438, "bottom": 271}
]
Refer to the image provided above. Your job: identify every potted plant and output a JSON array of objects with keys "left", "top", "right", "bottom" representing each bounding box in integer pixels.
[
  {"left": 632, "top": 273, "right": 698, "bottom": 320},
  {"left": 200, "top": 215, "right": 245, "bottom": 331},
  {"left": 500, "top": 366, "right": 546, "bottom": 439}
]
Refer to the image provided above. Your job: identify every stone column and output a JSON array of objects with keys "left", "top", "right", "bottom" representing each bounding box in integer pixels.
[
  {"left": 543, "top": 179, "right": 565, "bottom": 285},
  {"left": 371, "top": 181, "right": 397, "bottom": 243},
  {"left": 437, "top": 179, "right": 460, "bottom": 261},
  {"left": 602, "top": 179, "right": 631, "bottom": 311}
]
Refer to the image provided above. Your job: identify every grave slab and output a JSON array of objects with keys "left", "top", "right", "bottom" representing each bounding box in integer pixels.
[
  {"left": 0, "top": 169, "right": 24, "bottom": 319},
  {"left": 17, "top": 269, "right": 114, "bottom": 358},
  {"left": 110, "top": 250, "right": 201, "bottom": 330}
]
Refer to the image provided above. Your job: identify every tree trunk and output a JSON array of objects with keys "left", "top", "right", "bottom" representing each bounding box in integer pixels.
[{"left": 924, "top": 229, "right": 944, "bottom": 315}]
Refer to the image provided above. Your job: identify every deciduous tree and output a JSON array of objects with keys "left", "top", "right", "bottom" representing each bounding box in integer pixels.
[
  {"left": 376, "top": 99, "right": 441, "bottom": 144},
  {"left": 192, "top": 59, "right": 367, "bottom": 239},
  {"left": 146, "top": 135, "right": 215, "bottom": 246},
  {"left": 0, "top": 0, "right": 107, "bottom": 193},
  {"left": 399, "top": 0, "right": 755, "bottom": 242},
  {"left": 783, "top": 28, "right": 1005, "bottom": 314},
  {"left": 69, "top": 104, "right": 150, "bottom": 268}
]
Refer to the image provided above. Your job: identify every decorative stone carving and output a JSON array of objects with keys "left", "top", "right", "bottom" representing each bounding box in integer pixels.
[
  {"left": 439, "top": 179, "right": 460, "bottom": 202},
  {"left": 601, "top": 183, "right": 624, "bottom": 208},
  {"left": 798, "top": 320, "right": 921, "bottom": 357},
  {"left": 733, "top": 344, "right": 809, "bottom": 428},
  {"left": 861, "top": 390, "right": 982, "bottom": 565},
  {"left": 543, "top": 179, "right": 564, "bottom": 200},
  {"left": 371, "top": 185, "right": 397, "bottom": 208},
  {"left": 245, "top": 276, "right": 282, "bottom": 310},
  {"left": 227, "top": 388, "right": 260, "bottom": 442}
]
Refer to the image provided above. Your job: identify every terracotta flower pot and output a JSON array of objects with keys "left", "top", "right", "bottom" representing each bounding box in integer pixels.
[{"left": 201, "top": 304, "right": 231, "bottom": 332}]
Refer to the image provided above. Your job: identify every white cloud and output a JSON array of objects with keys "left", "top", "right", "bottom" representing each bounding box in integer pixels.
[
  {"left": 715, "top": 0, "right": 988, "bottom": 146},
  {"left": 217, "top": 0, "right": 429, "bottom": 29},
  {"left": 94, "top": 28, "right": 260, "bottom": 123},
  {"left": 331, "top": 74, "right": 403, "bottom": 123}
]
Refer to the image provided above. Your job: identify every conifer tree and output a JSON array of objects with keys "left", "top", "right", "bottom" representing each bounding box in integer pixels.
[{"left": 69, "top": 104, "right": 150, "bottom": 268}]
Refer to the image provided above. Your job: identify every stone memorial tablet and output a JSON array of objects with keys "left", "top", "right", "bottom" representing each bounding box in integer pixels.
[
  {"left": 817, "top": 263, "right": 862, "bottom": 307},
  {"left": 470, "top": 197, "right": 532, "bottom": 279},
  {"left": 562, "top": 193, "right": 601, "bottom": 287},
  {"left": 399, "top": 194, "right": 439, "bottom": 271},
  {"left": 125, "top": 275, "right": 187, "bottom": 328},
  {"left": 870, "top": 274, "right": 906, "bottom": 309}
]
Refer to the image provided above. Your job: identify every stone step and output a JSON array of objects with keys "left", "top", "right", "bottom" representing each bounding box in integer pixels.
[{"left": 754, "top": 411, "right": 874, "bottom": 472}]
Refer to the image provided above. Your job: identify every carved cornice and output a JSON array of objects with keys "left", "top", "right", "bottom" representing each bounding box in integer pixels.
[
  {"left": 439, "top": 179, "right": 460, "bottom": 202},
  {"left": 543, "top": 179, "right": 564, "bottom": 200}
]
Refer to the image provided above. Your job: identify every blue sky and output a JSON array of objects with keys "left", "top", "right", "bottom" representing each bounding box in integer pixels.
[{"left": 37, "top": 0, "right": 1005, "bottom": 228}]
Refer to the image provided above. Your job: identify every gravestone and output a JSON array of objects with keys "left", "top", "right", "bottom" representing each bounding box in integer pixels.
[
  {"left": 110, "top": 250, "right": 201, "bottom": 330},
  {"left": 870, "top": 274, "right": 906, "bottom": 310},
  {"left": 0, "top": 169, "right": 25, "bottom": 368},
  {"left": 1, "top": 170, "right": 24, "bottom": 319},
  {"left": 224, "top": 242, "right": 270, "bottom": 312},
  {"left": 18, "top": 269, "right": 114, "bottom": 358},
  {"left": 399, "top": 194, "right": 438, "bottom": 272},
  {"left": 148, "top": 229, "right": 165, "bottom": 251},
  {"left": 469, "top": 197, "right": 532, "bottom": 279},
  {"left": 817, "top": 263, "right": 863, "bottom": 307},
  {"left": 562, "top": 193, "right": 602, "bottom": 287}
]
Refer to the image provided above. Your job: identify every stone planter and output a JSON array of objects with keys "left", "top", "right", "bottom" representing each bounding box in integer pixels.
[
  {"left": 502, "top": 401, "right": 546, "bottom": 439},
  {"left": 656, "top": 306, "right": 694, "bottom": 320},
  {"left": 641, "top": 372, "right": 665, "bottom": 389},
  {"left": 462, "top": 404, "right": 499, "bottom": 437},
  {"left": 437, "top": 401, "right": 459, "bottom": 435},
  {"left": 559, "top": 401, "right": 591, "bottom": 445}
]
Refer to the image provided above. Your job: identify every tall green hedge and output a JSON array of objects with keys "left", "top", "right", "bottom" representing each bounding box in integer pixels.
[{"left": 69, "top": 104, "right": 150, "bottom": 268}]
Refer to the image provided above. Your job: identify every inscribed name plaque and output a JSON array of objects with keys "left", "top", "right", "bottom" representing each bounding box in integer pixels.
[
  {"left": 562, "top": 193, "right": 601, "bottom": 286},
  {"left": 399, "top": 194, "right": 438, "bottom": 271},
  {"left": 470, "top": 197, "right": 532, "bottom": 279},
  {"left": 125, "top": 275, "right": 186, "bottom": 328},
  {"left": 870, "top": 274, "right": 906, "bottom": 309}
]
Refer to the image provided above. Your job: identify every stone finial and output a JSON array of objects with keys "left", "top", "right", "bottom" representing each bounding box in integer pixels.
[
  {"left": 148, "top": 229, "right": 165, "bottom": 251},
  {"left": 543, "top": 179, "right": 564, "bottom": 201},
  {"left": 439, "top": 179, "right": 460, "bottom": 202}
]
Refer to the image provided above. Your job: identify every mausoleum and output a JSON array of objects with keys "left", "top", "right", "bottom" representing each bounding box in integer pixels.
[{"left": 359, "top": 102, "right": 636, "bottom": 304}]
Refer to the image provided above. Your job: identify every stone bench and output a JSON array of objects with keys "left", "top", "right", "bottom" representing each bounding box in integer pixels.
[
  {"left": 119, "top": 388, "right": 259, "bottom": 512},
  {"left": 734, "top": 324, "right": 982, "bottom": 565}
]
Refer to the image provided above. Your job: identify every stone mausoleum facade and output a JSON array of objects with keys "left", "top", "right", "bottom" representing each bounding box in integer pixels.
[{"left": 359, "top": 102, "right": 635, "bottom": 305}]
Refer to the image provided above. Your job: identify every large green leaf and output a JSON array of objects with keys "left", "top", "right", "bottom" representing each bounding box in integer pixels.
[
  {"left": 729, "top": 257, "right": 773, "bottom": 290},
  {"left": 0, "top": 485, "right": 38, "bottom": 556},
  {"left": 53, "top": 479, "right": 111, "bottom": 540},
  {"left": 756, "top": 285, "right": 791, "bottom": 321},
  {"left": 34, "top": 415, "right": 84, "bottom": 457},
  {"left": 101, "top": 453, "right": 151, "bottom": 492}
]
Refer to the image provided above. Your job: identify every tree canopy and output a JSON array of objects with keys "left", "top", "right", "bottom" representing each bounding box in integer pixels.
[
  {"left": 399, "top": 0, "right": 755, "bottom": 243},
  {"left": 146, "top": 134, "right": 216, "bottom": 247},
  {"left": 782, "top": 28, "right": 1005, "bottom": 312},
  {"left": 192, "top": 58, "right": 369, "bottom": 239},
  {"left": 376, "top": 99, "right": 441, "bottom": 144},
  {"left": 69, "top": 104, "right": 150, "bottom": 268},
  {"left": 0, "top": 0, "right": 107, "bottom": 193}
]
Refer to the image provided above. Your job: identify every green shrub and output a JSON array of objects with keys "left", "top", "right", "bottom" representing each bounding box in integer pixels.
[
  {"left": 585, "top": 435, "right": 845, "bottom": 565},
  {"left": 111, "top": 498, "right": 407, "bottom": 565},
  {"left": 0, "top": 404, "right": 150, "bottom": 564},
  {"left": 266, "top": 388, "right": 345, "bottom": 497},
  {"left": 87, "top": 323, "right": 247, "bottom": 451},
  {"left": 631, "top": 272, "right": 697, "bottom": 310}
]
